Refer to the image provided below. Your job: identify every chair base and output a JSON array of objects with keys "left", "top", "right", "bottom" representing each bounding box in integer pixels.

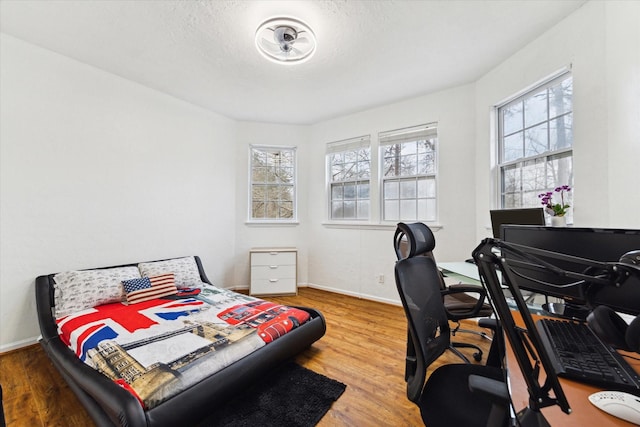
[{"left": 449, "top": 342, "right": 483, "bottom": 363}]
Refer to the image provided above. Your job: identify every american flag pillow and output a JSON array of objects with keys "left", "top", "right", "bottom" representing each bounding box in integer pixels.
[{"left": 122, "top": 273, "right": 178, "bottom": 304}]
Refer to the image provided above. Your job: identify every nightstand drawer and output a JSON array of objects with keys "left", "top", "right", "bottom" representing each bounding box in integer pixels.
[
  {"left": 251, "top": 265, "right": 296, "bottom": 281},
  {"left": 250, "top": 278, "right": 297, "bottom": 295},
  {"left": 250, "top": 251, "right": 296, "bottom": 266}
]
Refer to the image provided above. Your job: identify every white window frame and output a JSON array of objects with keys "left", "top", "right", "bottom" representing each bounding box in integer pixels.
[
  {"left": 326, "top": 135, "right": 371, "bottom": 221},
  {"left": 248, "top": 145, "right": 297, "bottom": 223},
  {"left": 379, "top": 123, "right": 438, "bottom": 223},
  {"left": 496, "top": 72, "right": 573, "bottom": 219}
]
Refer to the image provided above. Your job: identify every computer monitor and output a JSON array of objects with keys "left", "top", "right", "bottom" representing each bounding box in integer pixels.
[
  {"left": 501, "top": 225, "right": 640, "bottom": 316},
  {"left": 489, "top": 208, "right": 545, "bottom": 238}
]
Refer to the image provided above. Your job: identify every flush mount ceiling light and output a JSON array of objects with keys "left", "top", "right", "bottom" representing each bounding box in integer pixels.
[{"left": 255, "top": 17, "right": 316, "bottom": 64}]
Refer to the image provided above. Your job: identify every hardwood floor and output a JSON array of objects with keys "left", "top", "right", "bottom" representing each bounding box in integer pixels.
[{"left": 0, "top": 288, "right": 491, "bottom": 426}]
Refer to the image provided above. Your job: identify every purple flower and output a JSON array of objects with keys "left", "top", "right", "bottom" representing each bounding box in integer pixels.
[{"left": 539, "top": 185, "right": 571, "bottom": 216}]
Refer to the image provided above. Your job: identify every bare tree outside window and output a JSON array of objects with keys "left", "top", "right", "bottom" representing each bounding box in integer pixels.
[
  {"left": 250, "top": 146, "right": 296, "bottom": 221},
  {"left": 327, "top": 136, "right": 371, "bottom": 220}
]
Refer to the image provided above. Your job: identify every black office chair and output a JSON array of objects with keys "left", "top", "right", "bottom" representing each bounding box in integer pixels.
[
  {"left": 394, "top": 223, "right": 509, "bottom": 427},
  {"left": 394, "top": 222, "right": 493, "bottom": 363}
]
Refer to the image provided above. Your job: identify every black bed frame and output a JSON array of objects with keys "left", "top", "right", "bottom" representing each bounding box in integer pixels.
[{"left": 35, "top": 256, "right": 326, "bottom": 427}]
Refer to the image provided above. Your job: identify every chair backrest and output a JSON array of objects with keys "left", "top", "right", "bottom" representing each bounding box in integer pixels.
[
  {"left": 394, "top": 222, "right": 452, "bottom": 402},
  {"left": 394, "top": 222, "right": 447, "bottom": 291}
]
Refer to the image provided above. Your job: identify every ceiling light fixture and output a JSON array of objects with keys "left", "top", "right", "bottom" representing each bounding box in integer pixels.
[{"left": 255, "top": 17, "right": 316, "bottom": 64}]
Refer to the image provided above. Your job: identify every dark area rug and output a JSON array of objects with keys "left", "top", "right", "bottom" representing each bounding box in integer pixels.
[{"left": 197, "top": 361, "right": 346, "bottom": 427}]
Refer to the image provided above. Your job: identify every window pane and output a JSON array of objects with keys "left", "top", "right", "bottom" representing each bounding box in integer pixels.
[
  {"left": 343, "top": 201, "right": 356, "bottom": 218},
  {"left": 502, "top": 165, "right": 520, "bottom": 193},
  {"left": 400, "top": 142, "right": 417, "bottom": 156},
  {"left": 277, "top": 167, "right": 293, "bottom": 184},
  {"left": 384, "top": 181, "right": 399, "bottom": 199},
  {"left": 549, "top": 79, "right": 572, "bottom": 118},
  {"left": 385, "top": 200, "right": 399, "bottom": 221},
  {"left": 252, "top": 202, "right": 264, "bottom": 217},
  {"left": 332, "top": 201, "right": 343, "bottom": 219},
  {"left": 521, "top": 159, "right": 545, "bottom": 192},
  {"left": 279, "top": 202, "right": 293, "bottom": 219},
  {"left": 524, "top": 88, "right": 547, "bottom": 127},
  {"left": 280, "top": 186, "right": 293, "bottom": 202},
  {"left": 417, "top": 178, "right": 435, "bottom": 198},
  {"left": 503, "top": 102, "right": 523, "bottom": 135},
  {"left": 400, "top": 180, "right": 417, "bottom": 198},
  {"left": 357, "top": 200, "right": 369, "bottom": 219},
  {"left": 549, "top": 114, "right": 572, "bottom": 150},
  {"left": 524, "top": 123, "right": 548, "bottom": 156},
  {"left": 417, "top": 152, "right": 435, "bottom": 174},
  {"left": 344, "top": 184, "right": 356, "bottom": 200},
  {"left": 358, "top": 183, "right": 370, "bottom": 198},
  {"left": 547, "top": 154, "right": 573, "bottom": 189},
  {"left": 400, "top": 200, "right": 417, "bottom": 220},
  {"left": 357, "top": 160, "right": 370, "bottom": 178},
  {"left": 343, "top": 162, "right": 356, "bottom": 179},
  {"left": 503, "top": 132, "right": 523, "bottom": 162},
  {"left": 331, "top": 184, "right": 343, "bottom": 200},
  {"left": 503, "top": 193, "right": 521, "bottom": 208},
  {"left": 400, "top": 154, "right": 417, "bottom": 176},
  {"left": 418, "top": 199, "right": 436, "bottom": 221}
]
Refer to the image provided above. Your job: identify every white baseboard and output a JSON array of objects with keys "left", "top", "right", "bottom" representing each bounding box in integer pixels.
[
  {"left": 0, "top": 336, "right": 39, "bottom": 354},
  {"left": 304, "top": 282, "right": 402, "bottom": 307}
]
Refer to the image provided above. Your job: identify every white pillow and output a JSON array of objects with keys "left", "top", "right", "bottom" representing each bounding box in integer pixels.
[
  {"left": 137, "top": 257, "right": 203, "bottom": 289},
  {"left": 53, "top": 266, "right": 141, "bottom": 318}
]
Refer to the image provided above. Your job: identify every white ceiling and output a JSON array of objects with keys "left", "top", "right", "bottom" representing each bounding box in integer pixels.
[{"left": 0, "top": 0, "right": 586, "bottom": 125}]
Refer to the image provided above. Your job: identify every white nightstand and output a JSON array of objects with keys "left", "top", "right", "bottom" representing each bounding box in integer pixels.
[{"left": 249, "top": 247, "right": 297, "bottom": 296}]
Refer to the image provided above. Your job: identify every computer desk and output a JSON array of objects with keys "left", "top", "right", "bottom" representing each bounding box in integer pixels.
[
  {"left": 439, "top": 262, "right": 640, "bottom": 426},
  {"left": 509, "top": 311, "right": 640, "bottom": 426}
]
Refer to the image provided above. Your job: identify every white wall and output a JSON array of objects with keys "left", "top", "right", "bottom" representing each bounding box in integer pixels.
[
  {"left": 0, "top": 34, "right": 237, "bottom": 351},
  {"left": 474, "top": 0, "right": 640, "bottom": 241},
  {"left": 605, "top": 1, "right": 640, "bottom": 227},
  {"left": 306, "top": 84, "right": 477, "bottom": 304}
]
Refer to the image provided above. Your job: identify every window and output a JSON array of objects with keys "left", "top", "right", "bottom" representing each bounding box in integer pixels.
[
  {"left": 498, "top": 74, "right": 573, "bottom": 214},
  {"left": 327, "top": 136, "right": 371, "bottom": 220},
  {"left": 250, "top": 146, "right": 296, "bottom": 221},
  {"left": 380, "top": 123, "right": 437, "bottom": 222}
]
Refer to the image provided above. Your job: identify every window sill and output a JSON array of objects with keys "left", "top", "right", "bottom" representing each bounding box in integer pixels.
[
  {"left": 245, "top": 220, "right": 300, "bottom": 227},
  {"left": 322, "top": 221, "right": 443, "bottom": 231}
]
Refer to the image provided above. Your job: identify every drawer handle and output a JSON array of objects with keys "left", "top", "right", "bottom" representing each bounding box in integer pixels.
[
  {"left": 269, "top": 265, "right": 279, "bottom": 269},
  {"left": 269, "top": 252, "right": 279, "bottom": 255},
  {"left": 269, "top": 279, "right": 279, "bottom": 283}
]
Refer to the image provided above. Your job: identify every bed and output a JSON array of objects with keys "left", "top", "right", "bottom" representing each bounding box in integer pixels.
[{"left": 35, "top": 256, "right": 326, "bottom": 427}]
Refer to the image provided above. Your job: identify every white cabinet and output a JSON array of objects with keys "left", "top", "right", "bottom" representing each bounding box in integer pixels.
[{"left": 250, "top": 248, "right": 297, "bottom": 296}]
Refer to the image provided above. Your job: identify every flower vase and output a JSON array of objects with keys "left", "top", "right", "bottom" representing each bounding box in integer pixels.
[{"left": 551, "top": 216, "right": 567, "bottom": 227}]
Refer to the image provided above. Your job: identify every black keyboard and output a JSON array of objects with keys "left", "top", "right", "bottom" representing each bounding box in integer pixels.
[{"left": 537, "top": 318, "right": 640, "bottom": 395}]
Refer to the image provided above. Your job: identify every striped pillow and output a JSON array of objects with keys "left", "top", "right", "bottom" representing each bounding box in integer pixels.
[{"left": 122, "top": 273, "right": 178, "bottom": 304}]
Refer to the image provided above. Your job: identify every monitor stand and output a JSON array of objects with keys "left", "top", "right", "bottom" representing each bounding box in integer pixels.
[{"left": 542, "top": 301, "right": 590, "bottom": 321}]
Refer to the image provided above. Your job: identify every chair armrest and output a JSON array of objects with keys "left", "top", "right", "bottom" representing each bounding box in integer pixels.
[
  {"left": 468, "top": 374, "right": 510, "bottom": 427},
  {"left": 468, "top": 374, "right": 509, "bottom": 403},
  {"left": 441, "top": 285, "right": 488, "bottom": 320}
]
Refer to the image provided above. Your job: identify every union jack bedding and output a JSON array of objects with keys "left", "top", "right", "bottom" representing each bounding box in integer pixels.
[{"left": 56, "top": 283, "right": 310, "bottom": 409}]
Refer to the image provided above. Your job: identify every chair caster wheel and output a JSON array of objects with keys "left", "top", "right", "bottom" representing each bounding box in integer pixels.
[{"left": 473, "top": 352, "right": 483, "bottom": 362}]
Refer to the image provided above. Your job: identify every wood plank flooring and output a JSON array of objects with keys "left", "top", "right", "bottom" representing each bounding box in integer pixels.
[{"left": 0, "top": 288, "right": 491, "bottom": 426}]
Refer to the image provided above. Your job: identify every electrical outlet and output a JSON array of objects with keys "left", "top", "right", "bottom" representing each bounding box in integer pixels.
[{"left": 377, "top": 274, "right": 385, "bottom": 284}]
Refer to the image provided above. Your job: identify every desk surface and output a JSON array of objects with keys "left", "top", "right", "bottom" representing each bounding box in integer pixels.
[
  {"left": 439, "top": 261, "right": 481, "bottom": 282},
  {"left": 509, "top": 311, "right": 640, "bottom": 426}
]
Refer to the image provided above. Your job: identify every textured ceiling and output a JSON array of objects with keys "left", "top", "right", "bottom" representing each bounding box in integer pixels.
[{"left": 0, "top": 0, "right": 586, "bottom": 125}]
